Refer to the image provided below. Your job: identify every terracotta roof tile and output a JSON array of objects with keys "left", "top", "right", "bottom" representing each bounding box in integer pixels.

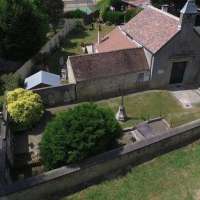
[
  {"left": 122, "top": 6, "right": 180, "bottom": 53},
  {"left": 69, "top": 48, "right": 149, "bottom": 82},
  {"left": 95, "top": 27, "right": 139, "bottom": 53}
]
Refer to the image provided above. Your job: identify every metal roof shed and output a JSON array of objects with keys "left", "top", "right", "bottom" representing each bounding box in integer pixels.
[{"left": 24, "top": 70, "right": 61, "bottom": 90}]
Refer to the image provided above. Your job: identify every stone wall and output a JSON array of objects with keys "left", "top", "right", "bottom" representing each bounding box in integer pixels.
[
  {"left": 15, "top": 19, "right": 81, "bottom": 80},
  {"left": 0, "top": 107, "right": 14, "bottom": 186},
  {"left": 76, "top": 71, "right": 150, "bottom": 101},
  {"left": 32, "top": 72, "right": 150, "bottom": 107},
  {"left": 1, "top": 119, "right": 200, "bottom": 200},
  {"left": 33, "top": 83, "right": 76, "bottom": 107}
]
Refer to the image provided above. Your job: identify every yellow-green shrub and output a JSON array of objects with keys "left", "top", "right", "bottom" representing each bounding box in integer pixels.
[{"left": 7, "top": 88, "right": 44, "bottom": 130}]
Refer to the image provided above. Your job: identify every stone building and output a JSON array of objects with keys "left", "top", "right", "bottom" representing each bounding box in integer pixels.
[
  {"left": 67, "top": 48, "right": 149, "bottom": 99},
  {"left": 67, "top": 0, "right": 200, "bottom": 98}
]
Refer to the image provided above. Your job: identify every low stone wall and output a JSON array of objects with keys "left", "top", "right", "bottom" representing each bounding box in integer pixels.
[
  {"left": 33, "top": 83, "right": 76, "bottom": 107},
  {"left": 1, "top": 119, "right": 200, "bottom": 200},
  {"left": 15, "top": 19, "right": 81, "bottom": 80}
]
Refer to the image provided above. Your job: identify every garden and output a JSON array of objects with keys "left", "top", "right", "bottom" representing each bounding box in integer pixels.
[{"left": 6, "top": 88, "right": 200, "bottom": 187}]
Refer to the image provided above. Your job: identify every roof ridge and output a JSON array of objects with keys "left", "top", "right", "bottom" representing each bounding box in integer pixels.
[
  {"left": 148, "top": 5, "right": 179, "bottom": 21},
  {"left": 119, "top": 26, "right": 142, "bottom": 47},
  {"left": 69, "top": 47, "right": 143, "bottom": 59}
]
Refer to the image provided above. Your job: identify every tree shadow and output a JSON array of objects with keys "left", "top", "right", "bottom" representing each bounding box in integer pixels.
[{"left": 12, "top": 111, "right": 54, "bottom": 180}]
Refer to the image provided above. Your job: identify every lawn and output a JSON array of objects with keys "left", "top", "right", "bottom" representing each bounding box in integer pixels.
[
  {"left": 48, "top": 90, "right": 200, "bottom": 128},
  {"left": 63, "top": 139, "right": 200, "bottom": 200},
  {"left": 46, "top": 23, "right": 115, "bottom": 74}
]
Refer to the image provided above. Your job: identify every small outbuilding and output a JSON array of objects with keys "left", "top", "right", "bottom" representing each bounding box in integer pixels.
[
  {"left": 24, "top": 70, "right": 61, "bottom": 90},
  {"left": 67, "top": 48, "right": 150, "bottom": 99}
]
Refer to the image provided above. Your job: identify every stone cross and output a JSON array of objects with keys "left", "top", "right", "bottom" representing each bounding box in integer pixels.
[{"left": 116, "top": 95, "right": 127, "bottom": 122}]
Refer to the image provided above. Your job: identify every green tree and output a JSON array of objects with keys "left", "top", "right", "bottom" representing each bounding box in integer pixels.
[
  {"left": 0, "top": 0, "right": 48, "bottom": 61},
  {"left": 7, "top": 88, "right": 44, "bottom": 130},
  {"left": 151, "top": 0, "right": 200, "bottom": 14},
  {"left": 40, "top": 103, "right": 122, "bottom": 169},
  {"left": 124, "top": 8, "right": 142, "bottom": 22},
  {"left": 0, "top": 73, "right": 21, "bottom": 93},
  {"left": 41, "top": 0, "right": 64, "bottom": 32},
  {"left": 0, "top": 73, "right": 21, "bottom": 111}
]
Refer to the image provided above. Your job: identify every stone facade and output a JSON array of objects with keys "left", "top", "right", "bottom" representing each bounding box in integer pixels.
[
  {"left": 150, "top": 5, "right": 200, "bottom": 87},
  {"left": 76, "top": 72, "right": 150, "bottom": 101}
]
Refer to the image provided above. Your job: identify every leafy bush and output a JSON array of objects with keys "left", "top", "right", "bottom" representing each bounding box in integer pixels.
[
  {"left": 0, "top": 73, "right": 22, "bottom": 94},
  {"left": 7, "top": 88, "right": 44, "bottom": 130},
  {"left": 0, "top": 96, "right": 4, "bottom": 111},
  {"left": 40, "top": 103, "right": 122, "bottom": 169},
  {"left": 124, "top": 8, "right": 142, "bottom": 22},
  {"left": 102, "top": 10, "right": 124, "bottom": 24},
  {"left": 97, "top": 0, "right": 122, "bottom": 12},
  {"left": 110, "top": 0, "right": 123, "bottom": 10},
  {"left": 64, "top": 9, "right": 86, "bottom": 19}
]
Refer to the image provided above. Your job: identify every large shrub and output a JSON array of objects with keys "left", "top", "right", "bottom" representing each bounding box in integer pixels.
[
  {"left": 7, "top": 88, "right": 44, "bottom": 130},
  {"left": 0, "top": 73, "right": 22, "bottom": 93},
  {"left": 102, "top": 10, "right": 124, "bottom": 24},
  {"left": 40, "top": 103, "right": 122, "bottom": 169}
]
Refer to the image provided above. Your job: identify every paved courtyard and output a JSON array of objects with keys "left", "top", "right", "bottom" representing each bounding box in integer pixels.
[{"left": 170, "top": 87, "right": 200, "bottom": 109}]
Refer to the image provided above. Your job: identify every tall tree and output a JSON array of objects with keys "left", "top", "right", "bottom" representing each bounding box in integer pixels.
[
  {"left": 41, "top": 0, "right": 64, "bottom": 32},
  {"left": 151, "top": 0, "right": 200, "bottom": 15},
  {"left": 0, "top": 0, "right": 49, "bottom": 61}
]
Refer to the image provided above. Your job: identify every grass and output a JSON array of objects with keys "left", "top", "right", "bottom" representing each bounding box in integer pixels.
[
  {"left": 46, "top": 23, "right": 115, "bottom": 74},
  {"left": 48, "top": 90, "right": 200, "bottom": 128},
  {"left": 98, "top": 90, "right": 183, "bottom": 128},
  {"left": 63, "top": 139, "right": 200, "bottom": 200}
]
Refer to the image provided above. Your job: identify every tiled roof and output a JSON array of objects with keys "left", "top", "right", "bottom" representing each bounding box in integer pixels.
[
  {"left": 95, "top": 27, "right": 139, "bottom": 53},
  {"left": 122, "top": 0, "right": 150, "bottom": 8},
  {"left": 69, "top": 48, "right": 149, "bottom": 82},
  {"left": 122, "top": 6, "right": 180, "bottom": 53}
]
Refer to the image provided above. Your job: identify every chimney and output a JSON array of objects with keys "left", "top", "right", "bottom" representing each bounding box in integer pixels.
[{"left": 161, "top": 4, "right": 169, "bottom": 12}]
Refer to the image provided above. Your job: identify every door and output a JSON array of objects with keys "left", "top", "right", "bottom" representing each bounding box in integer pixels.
[{"left": 170, "top": 62, "right": 187, "bottom": 84}]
